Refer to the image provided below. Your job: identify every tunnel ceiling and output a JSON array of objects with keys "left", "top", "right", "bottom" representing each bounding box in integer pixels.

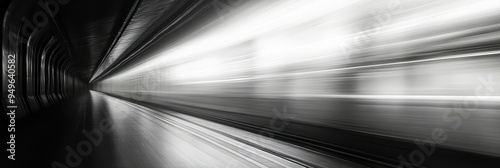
[
  {"left": 4, "top": 0, "right": 138, "bottom": 81},
  {"left": 56, "top": 0, "right": 138, "bottom": 81},
  {"left": 4, "top": 0, "right": 217, "bottom": 82}
]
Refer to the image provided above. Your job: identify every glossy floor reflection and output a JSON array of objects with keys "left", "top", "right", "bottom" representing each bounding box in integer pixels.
[{"left": 15, "top": 91, "right": 363, "bottom": 168}]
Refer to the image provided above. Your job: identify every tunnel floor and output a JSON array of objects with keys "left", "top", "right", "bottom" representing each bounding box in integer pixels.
[{"left": 14, "top": 91, "right": 363, "bottom": 168}]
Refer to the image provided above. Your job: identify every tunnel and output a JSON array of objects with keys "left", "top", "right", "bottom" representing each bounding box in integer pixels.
[{"left": 2, "top": 0, "right": 500, "bottom": 167}]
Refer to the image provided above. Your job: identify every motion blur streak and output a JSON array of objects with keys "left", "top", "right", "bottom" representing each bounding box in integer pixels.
[{"left": 90, "top": 0, "right": 500, "bottom": 167}]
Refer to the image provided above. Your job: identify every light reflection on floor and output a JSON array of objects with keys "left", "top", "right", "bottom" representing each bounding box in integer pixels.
[{"left": 86, "top": 91, "right": 327, "bottom": 168}]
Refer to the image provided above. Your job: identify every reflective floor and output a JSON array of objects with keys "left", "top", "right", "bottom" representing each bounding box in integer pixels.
[{"left": 14, "top": 91, "right": 364, "bottom": 168}]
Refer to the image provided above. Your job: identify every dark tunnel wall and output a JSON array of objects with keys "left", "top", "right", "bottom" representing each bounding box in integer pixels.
[{"left": 2, "top": 1, "right": 86, "bottom": 119}]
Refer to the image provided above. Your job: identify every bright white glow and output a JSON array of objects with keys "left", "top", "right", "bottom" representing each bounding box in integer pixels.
[
  {"left": 171, "top": 57, "right": 224, "bottom": 83},
  {"left": 105, "top": 0, "right": 359, "bottom": 81},
  {"left": 385, "top": 0, "right": 500, "bottom": 36}
]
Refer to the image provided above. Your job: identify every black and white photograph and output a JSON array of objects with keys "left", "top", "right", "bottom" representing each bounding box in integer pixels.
[{"left": 2, "top": 0, "right": 500, "bottom": 167}]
